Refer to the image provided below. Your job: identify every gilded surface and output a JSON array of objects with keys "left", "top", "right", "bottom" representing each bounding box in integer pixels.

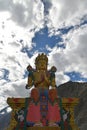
[{"left": 26, "top": 53, "right": 56, "bottom": 89}]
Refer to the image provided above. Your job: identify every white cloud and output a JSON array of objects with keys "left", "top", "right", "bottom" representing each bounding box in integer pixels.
[
  {"left": 48, "top": 48, "right": 70, "bottom": 85},
  {"left": 0, "top": 79, "right": 30, "bottom": 110},
  {"left": 65, "top": 26, "right": 87, "bottom": 75},
  {"left": 48, "top": 0, "right": 87, "bottom": 28},
  {"left": 56, "top": 72, "right": 70, "bottom": 86},
  {"left": 48, "top": 24, "right": 87, "bottom": 84},
  {"left": 0, "top": 0, "right": 45, "bottom": 80},
  {"left": 0, "top": 0, "right": 44, "bottom": 28}
]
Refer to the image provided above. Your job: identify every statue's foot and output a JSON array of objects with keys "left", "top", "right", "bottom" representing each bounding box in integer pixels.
[
  {"left": 49, "top": 122, "right": 60, "bottom": 127},
  {"left": 26, "top": 121, "right": 35, "bottom": 127},
  {"left": 34, "top": 122, "right": 43, "bottom": 127}
]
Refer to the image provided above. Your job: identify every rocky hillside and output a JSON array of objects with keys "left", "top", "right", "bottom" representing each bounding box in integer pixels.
[
  {"left": 57, "top": 81, "right": 87, "bottom": 130},
  {"left": 0, "top": 106, "right": 11, "bottom": 130}
]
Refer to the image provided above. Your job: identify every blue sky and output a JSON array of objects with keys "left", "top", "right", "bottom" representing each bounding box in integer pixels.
[
  {"left": 31, "top": 26, "right": 64, "bottom": 54},
  {"left": 0, "top": 0, "right": 87, "bottom": 109}
]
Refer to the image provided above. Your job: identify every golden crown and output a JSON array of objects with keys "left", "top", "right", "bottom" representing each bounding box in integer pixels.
[{"left": 35, "top": 53, "right": 48, "bottom": 64}]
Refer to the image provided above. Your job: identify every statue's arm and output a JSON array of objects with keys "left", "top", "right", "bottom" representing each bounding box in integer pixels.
[
  {"left": 28, "top": 76, "right": 33, "bottom": 86},
  {"left": 50, "top": 66, "right": 57, "bottom": 88},
  {"left": 25, "top": 65, "right": 34, "bottom": 89},
  {"left": 26, "top": 75, "right": 33, "bottom": 89},
  {"left": 50, "top": 76, "right": 56, "bottom": 88}
]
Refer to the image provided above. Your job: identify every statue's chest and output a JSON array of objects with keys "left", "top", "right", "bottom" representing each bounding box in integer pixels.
[{"left": 33, "top": 71, "right": 49, "bottom": 81}]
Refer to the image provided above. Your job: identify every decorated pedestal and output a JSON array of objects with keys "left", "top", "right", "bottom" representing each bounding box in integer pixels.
[{"left": 7, "top": 97, "right": 79, "bottom": 130}]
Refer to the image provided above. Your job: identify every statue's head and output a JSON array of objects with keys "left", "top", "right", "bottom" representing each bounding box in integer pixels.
[{"left": 35, "top": 53, "right": 48, "bottom": 71}]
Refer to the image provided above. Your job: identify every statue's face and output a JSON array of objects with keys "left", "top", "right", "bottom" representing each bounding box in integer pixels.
[{"left": 36, "top": 60, "right": 47, "bottom": 70}]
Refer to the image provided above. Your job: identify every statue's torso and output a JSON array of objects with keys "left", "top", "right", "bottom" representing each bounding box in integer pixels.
[{"left": 33, "top": 70, "right": 50, "bottom": 89}]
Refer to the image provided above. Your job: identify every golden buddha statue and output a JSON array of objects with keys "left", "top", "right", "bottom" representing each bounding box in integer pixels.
[
  {"left": 26, "top": 53, "right": 60, "bottom": 127},
  {"left": 26, "top": 53, "right": 57, "bottom": 90}
]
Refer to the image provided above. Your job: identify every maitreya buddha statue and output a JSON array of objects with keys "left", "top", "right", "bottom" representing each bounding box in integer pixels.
[{"left": 25, "top": 53, "right": 61, "bottom": 127}]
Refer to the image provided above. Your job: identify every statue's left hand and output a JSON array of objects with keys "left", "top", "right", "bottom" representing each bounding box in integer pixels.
[{"left": 25, "top": 84, "right": 30, "bottom": 89}]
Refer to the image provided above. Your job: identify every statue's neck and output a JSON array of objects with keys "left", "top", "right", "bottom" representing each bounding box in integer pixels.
[{"left": 37, "top": 70, "right": 47, "bottom": 72}]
